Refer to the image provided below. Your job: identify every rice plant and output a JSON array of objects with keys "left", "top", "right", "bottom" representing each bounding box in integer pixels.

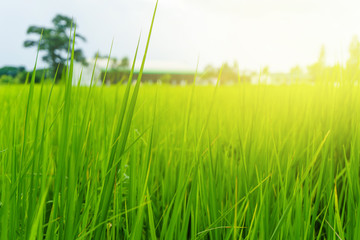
[{"left": 1, "top": 2, "right": 360, "bottom": 240}]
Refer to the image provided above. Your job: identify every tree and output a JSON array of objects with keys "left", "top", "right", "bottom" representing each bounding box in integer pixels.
[
  {"left": 261, "top": 66, "right": 269, "bottom": 76},
  {"left": 290, "top": 65, "right": 303, "bottom": 83},
  {"left": 307, "top": 45, "right": 326, "bottom": 82},
  {"left": 318, "top": 45, "right": 326, "bottom": 67},
  {"left": 110, "top": 57, "right": 118, "bottom": 69},
  {"left": 24, "top": 14, "right": 87, "bottom": 77},
  {"left": 159, "top": 74, "right": 172, "bottom": 83},
  {"left": 0, "top": 66, "right": 25, "bottom": 77},
  {"left": 203, "top": 64, "right": 217, "bottom": 79},
  {"left": 346, "top": 35, "right": 360, "bottom": 77},
  {"left": 119, "top": 57, "right": 130, "bottom": 69},
  {"left": 220, "top": 62, "right": 237, "bottom": 83},
  {"left": 290, "top": 65, "right": 303, "bottom": 76},
  {"left": 202, "top": 62, "right": 239, "bottom": 84}
]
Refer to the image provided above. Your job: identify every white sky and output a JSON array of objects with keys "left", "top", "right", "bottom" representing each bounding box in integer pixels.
[{"left": 1, "top": 0, "right": 359, "bottom": 72}]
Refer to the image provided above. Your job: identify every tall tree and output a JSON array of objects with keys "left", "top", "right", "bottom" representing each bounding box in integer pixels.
[
  {"left": 347, "top": 35, "right": 360, "bottom": 76},
  {"left": 307, "top": 45, "right": 326, "bottom": 82},
  {"left": 24, "top": 14, "right": 87, "bottom": 77}
]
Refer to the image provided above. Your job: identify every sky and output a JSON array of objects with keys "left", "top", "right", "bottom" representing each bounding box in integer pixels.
[{"left": 1, "top": 0, "right": 360, "bottom": 72}]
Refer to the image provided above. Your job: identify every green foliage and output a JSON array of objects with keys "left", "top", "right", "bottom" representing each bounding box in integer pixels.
[
  {"left": 203, "top": 64, "right": 218, "bottom": 79},
  {"left": 307, "top": 45, "right": 326, "bottom": 82},
  {"left": 1, "top": 61, "right": 360, "bottom": 239},
  {"left": 101, "top": 69, "right": 130, "bottom": 85},
  {"left": 0, "top": 66, "right": 51, "bottom": 84},
  {"left": 203, "top": 62, "right": 240, "bottom": 84},
  {"left": 346, "top": 35, "right": 360, "bottom": 80},
  {"left": 0, "top": 75, "right": 16, "bottom": 84},
  {"left": 23, "top": 14, "right": 87, "bottom": 77},
  {"left": 2, "top": 2, "right": 360, "bottom": 239},
  {"left": 159, "top": 73, "right": 172, "bottom": 83},
  {"left": 15, "top": 69, "right": 52, "bottom": 84},
  {"left": 0, "top": 66, "right": 25, "bottom": 77},
  {"left": 119, "top": 57, "right": 130, "bottom": 69},
  {"left": 96, "top": 55, "right": 131, "bottom": 84},
  {"left": 0, "top": 66, "right": 30, "bottom": 84}
]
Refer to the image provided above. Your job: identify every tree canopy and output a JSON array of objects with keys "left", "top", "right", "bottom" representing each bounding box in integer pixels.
[
  {"left": 347, "top": 36, "right": 360, "bottom": 74},
  {"left": 24, "top": 14, "right": 87, "bottom": 77}
]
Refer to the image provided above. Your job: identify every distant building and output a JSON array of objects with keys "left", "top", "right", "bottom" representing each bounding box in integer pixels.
[
  {"left": 73, "top": 59, "right": 200, "bottom": 85},
  {"left": 73, "top": 58, "right": 312, "bottom": 86}
]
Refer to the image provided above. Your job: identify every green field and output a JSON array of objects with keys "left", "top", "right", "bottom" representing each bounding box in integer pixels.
[
  {"left": 1, "top": 4, "right": 360, "bottom": 239},
  {"left": 1, "top": 76, "right": 360, "bottom": 239}
]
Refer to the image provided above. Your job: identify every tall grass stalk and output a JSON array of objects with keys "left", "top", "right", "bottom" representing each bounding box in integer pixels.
[{"left": 1, "top": 2, "right": 360, "bottom": 239}]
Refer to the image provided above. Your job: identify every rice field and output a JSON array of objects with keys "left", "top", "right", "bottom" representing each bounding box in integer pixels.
[
  {"left": 2, "top": 4, "right": 360, "bottom": 240},
  {"left": 1, "top": 66, "right": 360, "bottom": 239}
]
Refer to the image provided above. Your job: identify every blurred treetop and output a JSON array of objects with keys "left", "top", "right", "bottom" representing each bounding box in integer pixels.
[{"left": 24, "top": 14, "right": 87, "bottom": 78}]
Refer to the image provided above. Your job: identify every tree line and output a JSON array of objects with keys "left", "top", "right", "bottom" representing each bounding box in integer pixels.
[{"left": 1, "top": 14, "right": 360, "bottom": 84}]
